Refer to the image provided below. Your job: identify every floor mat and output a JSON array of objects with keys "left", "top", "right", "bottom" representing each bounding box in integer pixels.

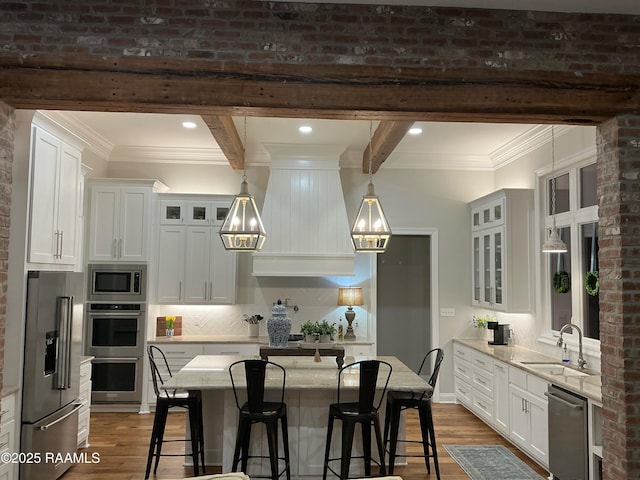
[{"left": 444, "top": 444, "right": 544, "bottom": 480}]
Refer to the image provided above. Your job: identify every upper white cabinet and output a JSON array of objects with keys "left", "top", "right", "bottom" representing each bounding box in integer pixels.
[
  {"left": 88, "top": 179, "right": 166, "bottom": 262},
  {"left": 156, "top": 194, "right": 236, "bottom": 304},
  {"left": 470, "top": 189, "right": 534, "bottom": 312},
  {"left": 28, "top": 126, "right": 81, "bottom": 266}
]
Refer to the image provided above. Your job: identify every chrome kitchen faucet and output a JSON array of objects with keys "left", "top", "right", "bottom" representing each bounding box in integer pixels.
[{"left": 557, "top": 323, "right": 587, "bottom": 370}]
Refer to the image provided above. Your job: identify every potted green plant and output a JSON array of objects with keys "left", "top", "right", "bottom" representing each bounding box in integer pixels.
[
  {"left": 317, "top": 320, "right": 336, "bottom": 343},
  {"left": 300, "top": 320, "right": 318, "bottom": 343}
]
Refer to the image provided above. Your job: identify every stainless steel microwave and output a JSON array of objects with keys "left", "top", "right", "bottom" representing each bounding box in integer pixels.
[{"left": 88, "top": 264, "right": 147, "bottom": 302}]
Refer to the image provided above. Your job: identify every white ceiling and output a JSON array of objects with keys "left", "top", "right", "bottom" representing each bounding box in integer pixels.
[{"left": 54, "top": 110, "right": 541, "bottom": 171}]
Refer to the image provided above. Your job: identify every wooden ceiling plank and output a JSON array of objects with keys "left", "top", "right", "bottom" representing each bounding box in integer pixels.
[
  {"left": 202, "top": 115, "right": 244, "bottom": 170},
  {"left": 363, "top": 121, "right": 415, "bottom": 174}
]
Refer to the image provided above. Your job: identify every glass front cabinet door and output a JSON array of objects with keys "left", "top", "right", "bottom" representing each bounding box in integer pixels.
[{"left": 470, "top": 189, "right": 533, "bottom": 313}]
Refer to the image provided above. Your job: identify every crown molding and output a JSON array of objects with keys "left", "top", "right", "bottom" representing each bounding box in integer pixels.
[
  {"left": 38, "top": 111, "right": 113, "bottom": 160},
  {"left": 491, "top": 124, "right": 576, "bottom": 169},
  {"left": 109, "top": 145, "right": 229, "bottom": 164}
]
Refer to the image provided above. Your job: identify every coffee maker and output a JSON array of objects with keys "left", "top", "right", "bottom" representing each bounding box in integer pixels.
[{"left": 488, "top": 321, "right": 510, "bottom": 345}]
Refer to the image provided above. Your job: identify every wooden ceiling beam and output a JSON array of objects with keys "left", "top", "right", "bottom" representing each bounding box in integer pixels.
[
  {"left": 363, "top": 121, "right": 415, "bottom": 174},
  {"left": 201, "top": 115, "right": 244, "bottom": 170},
  {"left": 1, "top": 57, "right": 638, "bottom": 125}
]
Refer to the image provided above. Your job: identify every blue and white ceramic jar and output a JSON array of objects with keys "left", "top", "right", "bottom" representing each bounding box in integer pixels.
[{"left": 267, "top": 299, "right": 291, "bottom": 348}]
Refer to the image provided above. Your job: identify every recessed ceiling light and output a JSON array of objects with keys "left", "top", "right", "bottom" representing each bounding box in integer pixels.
[
  {"left": 408, "top": 127, "right": 423, "bottom": 135},
  {"left": 182, "top": 121, "right": 197, "bottom": 129},
  {"left": 299, "top": 125, "right": 313, "bottom": 134}
]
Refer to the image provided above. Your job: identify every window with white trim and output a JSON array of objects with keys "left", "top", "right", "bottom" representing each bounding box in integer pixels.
[{"left": 544, "top": 161, "right": 599, "bottom": 340}]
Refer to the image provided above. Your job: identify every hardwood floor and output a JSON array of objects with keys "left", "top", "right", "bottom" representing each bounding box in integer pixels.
[{"left": 61, "top": 403, "right": 548, "bottom": 480}]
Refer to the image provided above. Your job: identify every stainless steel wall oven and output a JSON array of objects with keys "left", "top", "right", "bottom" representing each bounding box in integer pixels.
[{"left": 87, "top": 302, "right": 146, "bottom": 403}]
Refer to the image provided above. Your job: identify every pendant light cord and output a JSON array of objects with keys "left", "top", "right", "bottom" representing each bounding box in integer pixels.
[
  {"left": 550, "top": 125, "right": 557, "bottom": 227},
  {"left": 243, "top": 116, "right": 248, "bottom": 183},
  {"left": 368, "top": 120, "right": 373, "bottom": 181}
]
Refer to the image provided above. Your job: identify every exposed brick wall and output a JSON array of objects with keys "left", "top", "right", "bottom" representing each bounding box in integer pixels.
[
  {"left": 597, "top": 115, "right": 640, "bottom": 480},
  {"left": 0, "top": 1, "right": 638, "bottom": 75},
  {"left": 0, "top": 102, "right": 14, "bottom": 394}
]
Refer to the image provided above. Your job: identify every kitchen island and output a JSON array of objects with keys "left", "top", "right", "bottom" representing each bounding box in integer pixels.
[{"left": 163, "top": 354, "right": 430, "bottom": 478}]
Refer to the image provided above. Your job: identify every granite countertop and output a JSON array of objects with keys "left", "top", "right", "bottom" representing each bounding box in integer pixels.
[
  {"left": 163, "top": 354, "right": 430, "bottom": 393},
  {"left": 150, "top": 335, "right": 374, "bottom": 346},
  {"left": 1, "top": 385, "right": 19, "bottom": 398},
  {"left": 454, "top": 338, "right": 602, "bottom": 402}
]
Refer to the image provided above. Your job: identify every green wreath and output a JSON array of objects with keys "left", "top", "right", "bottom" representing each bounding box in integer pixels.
[
  {"left": 585, "top": 271, "right": 599, "bottom": 296},
  {"left": 553, "top": 271, "right": 570, "bottom": 294}
]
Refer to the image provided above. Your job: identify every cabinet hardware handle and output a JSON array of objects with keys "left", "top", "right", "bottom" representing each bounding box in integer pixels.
[
  {"left": 178, "top": 281, "right": 182, "bottom": 301},
  {"left": 459, "top": 388, "right": 466, "bottom": 395},
  {"left": 0, "top": 409, "right": 8, "bottom": 416},
  {"left": 119, "top": 238, "right": 123, "bottom": 258},
  {"left": 59, "top": 230, "right": 64, "bottom": 258},
  {"left": 113, "top": 238, "right": 117, "bottom": 258},
  {"left": 476, "top": 359, "right": 485, "bottom": 365},
  {"left": 495, "top": 364, "right": 504, "bottom": 371},
  {"left": 476, "top": 378, "right": 486, "bottom": 386},
  {"left": 204, "top": 281, "right": 207, "bottom": 301},
  {"left": 210, "top": 282, "right": 213, "bottom": 301}
]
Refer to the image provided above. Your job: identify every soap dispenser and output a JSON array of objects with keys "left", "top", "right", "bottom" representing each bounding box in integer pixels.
[{"left": 562, "top": 344, "right": 570, "bottom": 364}]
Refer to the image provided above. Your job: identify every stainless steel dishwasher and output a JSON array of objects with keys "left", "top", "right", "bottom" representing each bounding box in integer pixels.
[{"left": 545, "top": 384, "right": 589, "bottom": 480}]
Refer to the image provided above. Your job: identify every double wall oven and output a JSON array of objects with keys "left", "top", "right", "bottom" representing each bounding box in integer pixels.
[{"left": 86, "top": 264, "right": 147, "bottom": 404}]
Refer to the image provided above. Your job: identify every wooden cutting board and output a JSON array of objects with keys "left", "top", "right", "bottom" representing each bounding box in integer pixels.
[{"left": 156, "top": 316, "right": 182, "bottom": 336}]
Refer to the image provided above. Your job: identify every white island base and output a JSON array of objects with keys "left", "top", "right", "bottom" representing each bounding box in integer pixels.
[{"left": 166, "top": 355, "right": 426, "bottom": 479}]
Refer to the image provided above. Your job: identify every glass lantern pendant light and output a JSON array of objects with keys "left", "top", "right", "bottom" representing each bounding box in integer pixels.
[
  {"left": 219, "top": 117, "right": 267, "bottom": 251},
  {"left": 350, "top": 121, "right": 391, "bottom": 253},
  {"left": 542, "top": 125, "right": 568, "bottom": 253}
]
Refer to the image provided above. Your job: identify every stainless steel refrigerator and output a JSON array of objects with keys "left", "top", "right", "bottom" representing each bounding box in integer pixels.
[{"left": 20, "top": 271, "right": 84, "bottom": 480}]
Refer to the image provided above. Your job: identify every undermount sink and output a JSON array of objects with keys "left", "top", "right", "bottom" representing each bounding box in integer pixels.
[{"left": 520, "top": 362, "right": 591, "bottom": 377}]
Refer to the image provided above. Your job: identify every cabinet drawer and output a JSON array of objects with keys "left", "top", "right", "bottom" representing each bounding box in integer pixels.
[
  {"left": 472, "top": 352, "right": 494, "bottom": 371},
  {"left": 203, "top": 344, "right": 257, "bottom": 356},
  {"left": 80, "top": 361, "right": 92, "bottom": 382},
  {"left": 455, "top": 378, "right": 473, "bottom": 406},
  {"left": 527, "top": 374, "right": 548, "bottom": 399},
  {"left": 153, "top": 344, "right": 203, "bottom": 358},
  {"left": 509, "top": 365, "right": 528, "bottom": 389},
  {"left": 0, "top": 394, "right": 15, "bottom": 424},
  {"left": 79, "top": 382, "right": 92, "bottom": 408},
  {"left": 453, "top": 357, "right": 473, "bottom": 383},
  {"left": 77, "top": 409, "right": 90, "bottom": 443},
  {"left": 0, "top": 462, "right": 11, "bottom": 480},
  {"left": 472, "top": 367, "right": 494, "bottom": 398},
  {"left": 453, "top": 343, "right": 473, "bottom": 361},
  {"left": 0, "top": 419, "right": 15, "bottom": 458},
  {"left": 472, "top": 389, "right": 494, "bottom": 423}
]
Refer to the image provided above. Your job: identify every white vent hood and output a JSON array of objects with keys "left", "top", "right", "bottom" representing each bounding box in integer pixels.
[{"left": 252, "top": 144, "right": 355, "bottom": 277}]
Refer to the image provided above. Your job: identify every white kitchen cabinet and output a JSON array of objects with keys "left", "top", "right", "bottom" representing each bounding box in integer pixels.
[
  {"left": 470, "top": 189, "right": 533, "bottom": 312},
  {"left": 0, "top": 392, "right": 16, "bottom": 480},
  {"left": 159, "top": 199, "right": 186, "bottom": 225},
  {"left": 589, "top": 401, "right": 603, "bottom": 480},
  {"left": 185, "top": 200, "right": 229, "bottom": 226},
  {"left": 28, "top": 125, "right": 81, "bottom": 266},
  {"left": 88, "top": 180, "right": 165, "bottom": 262},
  {"left": 493, "top": 360, "right": 510, "bottom": 435},
  {"left": 78, "top": 358, "right": 93, "bottom": 448},
  {"left": 508, "top": 366, "right": 549, "bottom": 467},
  {"left": 156, "top": 195, "right": 236, "bottom": 305},
  {"left": 156, "top": 226, "right": 187, "bottom": 303}
]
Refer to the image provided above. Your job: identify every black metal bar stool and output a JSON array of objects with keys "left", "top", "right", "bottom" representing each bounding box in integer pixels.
[
  {"left": 145, "top": 345, "right": 205, "bottom": 480},
  {"left": 323, "top": 359, "right": 393, "bottom": 480},
  {"left": 229, "top": 359, "right": 291, "bottom": 480},
  {"left": 383, "top": 348, "right": 444, "bottom": 479}
]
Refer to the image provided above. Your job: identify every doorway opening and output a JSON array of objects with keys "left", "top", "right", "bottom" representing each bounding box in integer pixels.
[{"left": 376, "top": 233, "right": 434, "bottom": 381}]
